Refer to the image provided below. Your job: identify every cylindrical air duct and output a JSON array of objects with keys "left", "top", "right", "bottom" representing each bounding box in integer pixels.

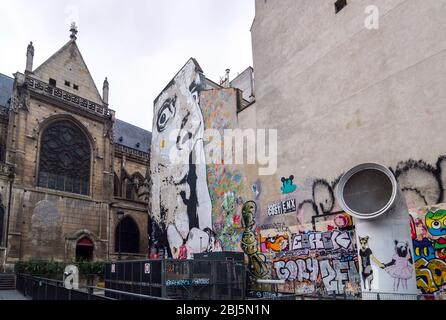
[{"left": 337, "top": 163, "right": 418, "bottom": 299}]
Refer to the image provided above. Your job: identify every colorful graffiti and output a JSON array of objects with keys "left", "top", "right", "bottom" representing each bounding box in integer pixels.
[
  {"left": 425, "top": 209, "right": 446, "bottom": 237},
  {"left": 241, "top": 201, "right": 269, "bottom": 280},
  {"left": 261, "top": 227, "right": 360, "bottom": 296},
  {"left": 273, "top": 257, "right": 360, "bottom": 295},
  {"left": 411, "top": 206, "right": 446, "bottom": 295},
  {"left": 280, "top": 176, "right": 297, "bottom": 194},
  {"left": 201, "top": 88, "right": 247, "bottom": 252},
  {"left": 260, "top": 234, "right": 289, "bottom": 253}
]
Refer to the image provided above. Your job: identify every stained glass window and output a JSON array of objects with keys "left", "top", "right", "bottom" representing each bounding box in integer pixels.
[{"left": 38, "top": 121, "right": 91, "bottom": 195}]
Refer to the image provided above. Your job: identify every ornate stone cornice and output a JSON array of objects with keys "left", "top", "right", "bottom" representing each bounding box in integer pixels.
[
  {"left": 114, "top": 144, "right": 150, "bottom": 161},
  {"left": 26, "top": 76, "right": 112, "bottom": 119}
]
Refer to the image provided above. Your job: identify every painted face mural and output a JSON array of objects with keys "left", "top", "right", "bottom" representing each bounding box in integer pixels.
[
  {"left": 425, "top": 209, "right": 446, "bottom": 237},
  {"left": 413, "top": 238, "right": 436, "bottom": 262},
  {"left": 411, "top": 207, "right": 446, "bottom": 294},
  {"left": 150, "top": 59, "right": 221, "bottom": 258}
]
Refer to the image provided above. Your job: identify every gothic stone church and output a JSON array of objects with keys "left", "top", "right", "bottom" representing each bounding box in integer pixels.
[{"left": 0, "top": 27, "right": 151, "bottom": 270}]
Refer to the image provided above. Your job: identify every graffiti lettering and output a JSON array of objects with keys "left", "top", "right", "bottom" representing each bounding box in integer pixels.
[
  {"left": 291, "top": 231, "right": 353, "bottom": 252},
  {"left": 274, "top": 258, "right": 359, "bottom": 295},
  {"left": 268, "top": 199, "right": 297, "bottom": 216},
  {"left": 415, "top": 258, "right": 446, "bottom": 294}
]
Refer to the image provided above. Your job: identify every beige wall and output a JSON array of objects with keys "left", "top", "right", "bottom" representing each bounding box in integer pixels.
[{"left": 251, "top": 0, "right": 446, "bottom": 219}]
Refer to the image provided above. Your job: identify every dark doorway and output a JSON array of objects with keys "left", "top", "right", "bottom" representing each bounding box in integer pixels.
[
  {"left": 115, "top": 216, "right": 140, "bottom": 254},
  {"left": 75, "top": 237, "right": 94, "bottom": 261}
]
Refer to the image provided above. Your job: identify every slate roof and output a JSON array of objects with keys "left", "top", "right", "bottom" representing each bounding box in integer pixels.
[
  {"left": 0, "top": 72, "right": 151, "bottom": 154},
  {"left": 0, "top": 73, "right": 13, "bottom": 108},
  {"left": 114, "top": 119, "right": 152, "bottom": 153}
]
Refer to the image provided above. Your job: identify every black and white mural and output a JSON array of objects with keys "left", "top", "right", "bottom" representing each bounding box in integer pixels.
[{"left": 150, "top": 59, "right": 222, "bottom": 259}]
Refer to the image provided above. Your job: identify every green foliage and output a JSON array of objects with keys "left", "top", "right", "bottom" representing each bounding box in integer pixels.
[{"left": 15, "top": 260, "right": 105, "bottom": 277}]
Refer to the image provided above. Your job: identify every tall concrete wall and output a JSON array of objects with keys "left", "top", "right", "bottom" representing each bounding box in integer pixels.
[{"left": 249, "top": 0, "right": 446, "bottom": 296}]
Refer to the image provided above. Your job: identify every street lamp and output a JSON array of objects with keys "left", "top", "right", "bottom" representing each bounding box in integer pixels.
[{"left": 117, "top": 211, "right": 125, "bottom": 260}]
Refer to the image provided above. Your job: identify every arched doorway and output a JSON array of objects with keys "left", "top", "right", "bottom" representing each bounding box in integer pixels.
[
  {"left": 115, "top": 216, "right": 140, "bottom": 254},
  {"left": 75, "top": 237, "right": 94, "bottom": 261}
]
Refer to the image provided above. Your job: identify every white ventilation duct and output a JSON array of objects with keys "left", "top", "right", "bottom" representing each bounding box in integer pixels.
[
  {"left": 337, "top": 163, "right": 418, "bottom": 299},
  {"left": 337, "top": 163, "right": 398, "bottom": 220}
]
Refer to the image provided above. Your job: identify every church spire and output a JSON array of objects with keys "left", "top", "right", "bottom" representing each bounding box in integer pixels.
[{"left": 70, "top": 22, "right": 78, "bottom": 41}]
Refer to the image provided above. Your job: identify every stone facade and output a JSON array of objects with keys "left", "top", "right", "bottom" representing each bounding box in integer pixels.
[{"left": 0, "top": 31, "right": 151, "bottom": 268}]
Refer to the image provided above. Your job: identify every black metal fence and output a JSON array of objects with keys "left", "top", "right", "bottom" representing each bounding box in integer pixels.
[
  {"left": 15, "top": 274, "right": 170, "bottom": 300},
  {"left": 105, "top": 259, "right": 246, "bottom": 300}
]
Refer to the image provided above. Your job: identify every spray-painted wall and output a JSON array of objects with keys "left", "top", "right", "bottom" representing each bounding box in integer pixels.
[
  {"left": 150, "top": 59, "right": 255, "bottom": 258},
  {"left": 200, "top": 89, "right": 248, "bottom": 252},
  {"left": 410, "top": 205, "right": 446, "bottom": 295},
  {"left": 244, "top": 157, "right": 446, "bottom": 296},
  {"left": 149, "top": 53, "right": 446, "bottom": 296},
  {"left": 246, "top": 0, "right": 446, "bottom": 297}
]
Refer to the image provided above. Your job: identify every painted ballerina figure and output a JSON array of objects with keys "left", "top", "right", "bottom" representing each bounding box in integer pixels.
[{"left": 382, "top": 241, "right": 414, "bottom": 292}]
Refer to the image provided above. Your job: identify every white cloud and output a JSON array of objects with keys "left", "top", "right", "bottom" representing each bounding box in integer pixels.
[{"left": 0, "top": 0, "right": 255, "bottom": 131}]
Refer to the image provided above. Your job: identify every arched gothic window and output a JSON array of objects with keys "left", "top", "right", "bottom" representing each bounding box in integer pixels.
[{"left": 38, "top": 121, "right": 91, "bottom": 195}]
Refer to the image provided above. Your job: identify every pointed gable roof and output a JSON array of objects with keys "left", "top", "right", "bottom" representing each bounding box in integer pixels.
[{"left": 33, "top": 39, "right": 104, "bottom": 105}]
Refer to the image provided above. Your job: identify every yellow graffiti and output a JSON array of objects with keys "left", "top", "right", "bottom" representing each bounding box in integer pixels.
[
  {"left": 262, "top": 235, "right": 289, "bottom": 252},
  {"left": 415, "top": 258, "right": 446, "bottom": 293}
]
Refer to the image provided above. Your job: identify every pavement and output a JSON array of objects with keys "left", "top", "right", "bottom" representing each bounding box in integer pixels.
[{"left": 0, "top": 290, "right": 29, "bottom": 300}]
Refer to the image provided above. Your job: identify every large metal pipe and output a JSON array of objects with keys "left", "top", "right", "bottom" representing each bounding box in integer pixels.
[{"left": 337, "top": 163, "right": 418, "bottom": 298}]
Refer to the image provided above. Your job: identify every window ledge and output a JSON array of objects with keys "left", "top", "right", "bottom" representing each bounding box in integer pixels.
[{"left": 33, "top": 186, "right": 93, "bottom": 201}]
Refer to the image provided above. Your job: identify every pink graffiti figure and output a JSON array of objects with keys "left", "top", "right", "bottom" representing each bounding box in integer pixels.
[{"left": 382, "top": 241, "right": 414, "bottom": 292}]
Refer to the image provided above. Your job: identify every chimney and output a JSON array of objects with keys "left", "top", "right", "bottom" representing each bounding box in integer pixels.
[
  {"left": 26, "top": 42, "right": 34, "bottom": 73},
  {"left": 103, "top": 77, "right": 109, "bottom": 105},
  {"left": 225, "top": 69, "right": 231, "bottom": 88}
]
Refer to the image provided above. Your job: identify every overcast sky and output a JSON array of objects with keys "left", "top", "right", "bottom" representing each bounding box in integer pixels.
[{"left": 0, "top": 0, "right": 255, "bottom": 131}]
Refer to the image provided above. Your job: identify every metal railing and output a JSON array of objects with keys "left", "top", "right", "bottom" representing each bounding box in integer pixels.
[
  {"left": 247, "top": 291, "right": 443, "bottom": 301},
  {"left": 15, "top": 274, "right": 171, "bottom": 301}
]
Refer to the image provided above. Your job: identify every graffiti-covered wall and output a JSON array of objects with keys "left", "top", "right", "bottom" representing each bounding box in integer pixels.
[
  {"left": 200, "top": 89, "right": 248, "bottom": 252},
  {"left": 410, "top": 205, "right": 446, "bottom": 296},
  {"left": 150, "top": 59, "right": 254, "bottom": 258},
  {"left": 248, "top": 157, "right": 446, "bottom": 296}
]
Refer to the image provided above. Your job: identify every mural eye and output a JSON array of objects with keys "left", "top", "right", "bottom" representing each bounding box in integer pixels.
[
  {"left": 415, "top": 247, "right": 420, "bottom": 257},
  {"left": 156, "top": 99, "right": 176, "bottom": 133},
  {"left": 423, "top": 247, "right": 429, "bottom": 257},
  {"left": 432, "top": 221, "right": 441, "bottom": 229}
]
